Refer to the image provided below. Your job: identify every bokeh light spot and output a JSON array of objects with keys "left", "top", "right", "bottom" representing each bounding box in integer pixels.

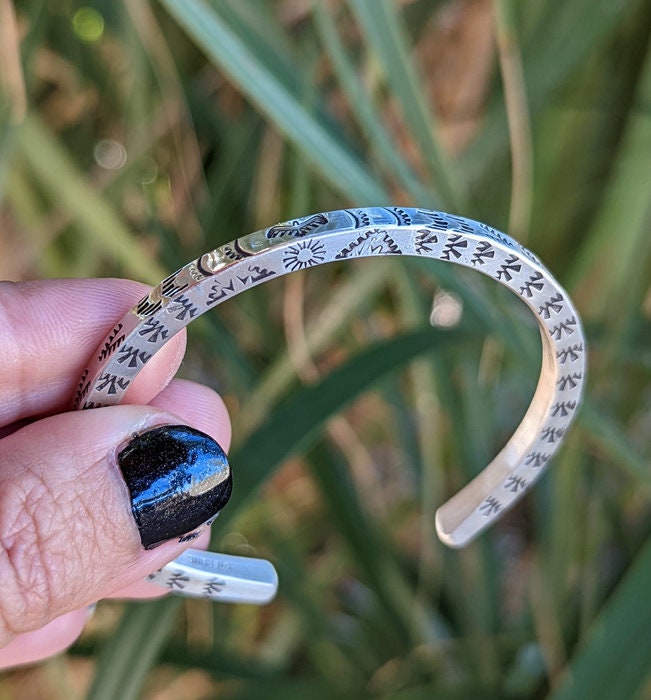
[
  {"left": 93, "top": 139, "right": 127, "bottom": 170},
  {"left": 72, "top": 7, "right": 104, "bottom": 43}
]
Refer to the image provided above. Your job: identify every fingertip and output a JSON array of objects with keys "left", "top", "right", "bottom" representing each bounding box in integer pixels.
[
  {"left": 147, "top": 379, "right": 232, "bottom": 452},
  {"left": 0, "top": 609, "right": 88, "bottom": 669},
  {"left": 109, "top": 529, "right": 212, "bottom": 600},
  {"left": 117, "top": 424, "right": 231, "bottom": 549},
  {"left": 121, "top": 329, "right": 187, "bottom": 405},
  {"left": 0, "top": 406, "right": 230, "bottom": 635},
  {"left": 0, "top": 278, "right": 188, "bottom": 424}
]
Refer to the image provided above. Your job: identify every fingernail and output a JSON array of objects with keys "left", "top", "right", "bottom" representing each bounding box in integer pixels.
[{"left": 117, "top": 425, "right": 232, "bottom": 550}]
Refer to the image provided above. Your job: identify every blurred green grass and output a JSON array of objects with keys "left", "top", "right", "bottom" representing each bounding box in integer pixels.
[{"left": 1, "top": 0, "right": 651, "bottom": 698}]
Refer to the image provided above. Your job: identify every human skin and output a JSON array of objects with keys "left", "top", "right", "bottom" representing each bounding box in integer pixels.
[{"left": 0, "top": 279, "right": 232, "bottom": 667}]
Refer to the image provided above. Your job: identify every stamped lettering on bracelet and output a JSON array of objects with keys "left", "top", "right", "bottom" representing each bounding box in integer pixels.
[{"left": 188, "top": 553, "right": 231, "bottom": 571}]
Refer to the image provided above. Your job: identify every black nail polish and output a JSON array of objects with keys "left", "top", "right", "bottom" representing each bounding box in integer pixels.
[{"left": 117, "top": 425, "right": 232, "bottom": 549}]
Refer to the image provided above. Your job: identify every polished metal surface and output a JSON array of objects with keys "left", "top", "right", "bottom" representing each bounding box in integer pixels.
[
  {"left": 146, "top": 549, "right": 278, "bottom": 604},
  {"left": 75, "top": 207, "right": 586, "bottom": 603}
]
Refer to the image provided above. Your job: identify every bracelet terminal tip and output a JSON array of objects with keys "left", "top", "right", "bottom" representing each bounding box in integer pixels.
[
  {"left": 435, "top": 506, "right": 481, "bottom": 549},
  {"left": 150, "top": 550, "right": 279, "bottom": 605}
]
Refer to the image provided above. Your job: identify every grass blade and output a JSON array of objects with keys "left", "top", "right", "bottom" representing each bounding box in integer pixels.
[
  {"left": 237, "top": 262, "right": 394, "bottom": 434},
  {"left": 14, "top": 115, "right": 166, "bottom": 282},
  {"left": 310, "top": 1, "right": 432, "bottom": 205},
  {"left": 348, "top": 0, "right": 465, "bottom": 210},
  {"left": 87, "top": 598, "right": 181, "bottom": 700},
  {"left": 568, "top": 40, "right": 651, "bottom": 317},
  {"left": 493, "top": 0, "right": 534, "bottom": 240},
  {"left": 218, "top": 326, "right": 472, "bottom": 525},
  {"left": 159, "top": 0, "right": 388, "bottom": 204},
  {"left": 462, "top": 0, "right": 644, "bottom": 188},
  {"left": 549, "top": 534, "right": 651, "bottom": 700}
]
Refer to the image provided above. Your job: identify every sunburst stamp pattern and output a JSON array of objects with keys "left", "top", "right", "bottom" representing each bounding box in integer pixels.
[{"left": 282, "top": 239, "right": 327, "bottom": 271}]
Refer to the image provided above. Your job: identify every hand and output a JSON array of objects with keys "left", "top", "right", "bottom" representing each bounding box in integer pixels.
[{"left": 0, "top": 279, "right": 232, "bottom": 667}]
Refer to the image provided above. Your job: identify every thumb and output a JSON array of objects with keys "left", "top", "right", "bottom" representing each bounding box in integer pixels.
[{"left": 0, "top": 404, "right": 231, "bottom": 646}]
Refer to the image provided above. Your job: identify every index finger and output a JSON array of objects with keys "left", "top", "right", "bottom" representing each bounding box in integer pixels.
[{"left": 0, "top": 279, "right": 186, "bottom": 428}]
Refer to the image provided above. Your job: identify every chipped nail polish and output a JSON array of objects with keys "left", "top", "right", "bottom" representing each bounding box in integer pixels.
[{"left": 117, "top": 425, "right": 232, "bottom": 549}]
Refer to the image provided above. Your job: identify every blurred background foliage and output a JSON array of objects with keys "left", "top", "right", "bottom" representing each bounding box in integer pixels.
[{"left": 1, "top": 0, "right": 651, "bottom": 698}]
